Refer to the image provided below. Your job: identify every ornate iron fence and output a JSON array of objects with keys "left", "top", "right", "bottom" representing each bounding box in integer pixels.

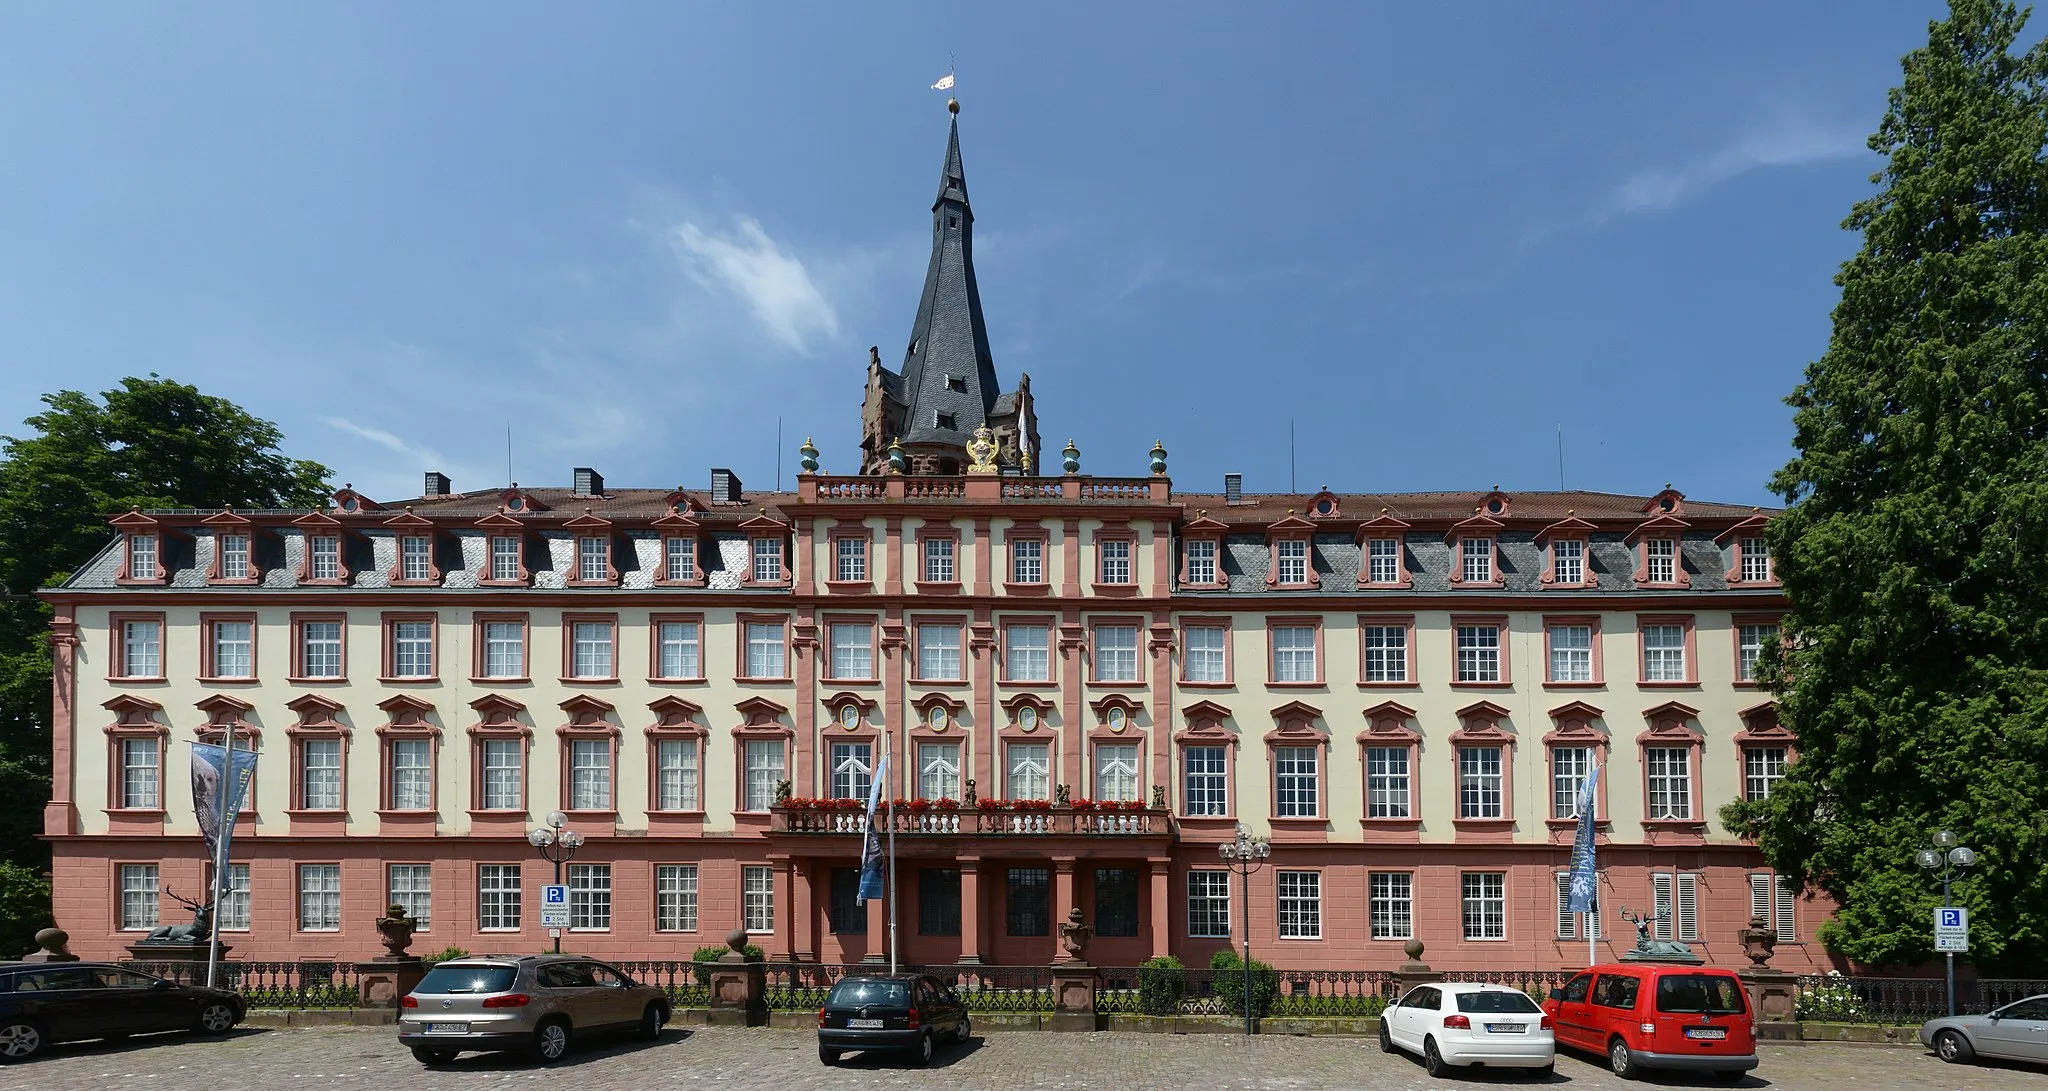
[
  {"left": 124, "top": 960, "right": 361, "bottom": 1008},
  {"left": 1796, "top": 975, "right": 2048, "bottom": 1023},
  {"left": 733, "top": 962, "right": 1053, "bottom": 1013},
  {"left": 1095, "top": 967, "right": 1392, "bottom": 1017},
  {"left": 614, "top": 960, "right": 711, "bottom": 1007},
  {"left": 1440, "top": 969, "right": 1577, "bottom": 999},
  {"left": 1978, "top": 978, "right": 2048, "bottom": 1010}
]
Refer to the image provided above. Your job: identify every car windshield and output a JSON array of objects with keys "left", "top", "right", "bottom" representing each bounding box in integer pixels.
[
  {"left": 1655, "top": 974, "right": 1747, "bottom": 1014},
  {"left": 828, "top": 980, "right": 909, "bottom": 1006},
  {"left": 415, "top": 965, "right": 519, "bottom": 995},
  {"left": 1456, "top": 991, "right": 1543, "bottom": 1014}
]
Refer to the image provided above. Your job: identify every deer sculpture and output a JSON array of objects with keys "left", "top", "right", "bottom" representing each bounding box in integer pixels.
[{"left": 141, "top": 887, "right": 215, "bottom": 944}]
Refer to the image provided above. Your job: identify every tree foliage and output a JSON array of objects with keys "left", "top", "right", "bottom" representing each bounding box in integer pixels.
[
  {"left": 1745, "top": 0, "right": 2048, "bottom": 968},
  {"left": 0, "top": 376, "right": 329, "bottom": 872}
]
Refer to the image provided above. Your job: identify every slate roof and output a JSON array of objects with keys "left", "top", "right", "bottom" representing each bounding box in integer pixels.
[
  {"left": 1185, "top": 531, "right": 1753, "bottom": 596},
  {"left": 1174, "top": 490, "right": 1769, "bottom": 526},
  {"left": 895, "top": 114, "right": 1004, "bottom": 447}
]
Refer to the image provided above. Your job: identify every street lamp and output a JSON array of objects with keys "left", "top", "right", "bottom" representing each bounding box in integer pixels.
[
  {"left": 1218, "top": 822, "right": 1272, "bottom": 1035},
  {"left": 1916, "top": 828, "right": 1976, "bottom": 1017},
  {"left": 528, "top": 810, "right": 585, "bottom": 954}
]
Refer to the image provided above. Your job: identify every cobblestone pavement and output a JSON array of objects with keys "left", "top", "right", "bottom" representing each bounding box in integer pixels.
[{"left": 12, "top": 1025, "right": 2048, "bottom": 1091}]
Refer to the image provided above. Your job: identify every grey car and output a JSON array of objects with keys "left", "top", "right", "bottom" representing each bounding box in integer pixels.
[
  {"left": 397, "top": 955, "right": 669, "bottom": 1066},
  {"left": 1920, "top": 994, "right": 2048, "bottom": 1065}
]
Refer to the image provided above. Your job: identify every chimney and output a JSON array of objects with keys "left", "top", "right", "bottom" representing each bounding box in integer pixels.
[
  {"left": 1224, "top": 473, "right": 1243, "bottom": 504},
  {"left": 573, "top": 467, "right": 604, "bottom": 497},
  {"left": 710, "top": 468, "right": 743, "bottom": 504},
  {"left": 423, "top": 471, "right": 452, "bottom": 497}
]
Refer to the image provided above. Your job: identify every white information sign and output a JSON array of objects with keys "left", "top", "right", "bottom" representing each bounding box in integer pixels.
[
  {"left": 541, "top": 883, "right": 571, "bottom": 928},
  {"left": 1934, "top": 906, "right": 1969, "bottom": 953}
]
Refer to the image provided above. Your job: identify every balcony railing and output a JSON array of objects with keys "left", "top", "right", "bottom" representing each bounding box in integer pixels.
[
  {"left": 797, "top": 475, "right": 1170, "bottom": 504},
  {"left": 772, "top": 804, "right": 1170, "bottom": 836}
]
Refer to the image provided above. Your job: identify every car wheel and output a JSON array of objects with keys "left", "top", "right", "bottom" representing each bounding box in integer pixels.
[
  {"left": 1378, "top": 1019, "right": 1395, "bottom": 1053},
  {"left": 954, "top": 1014, "right": 972, "bottom": 1043},
  {"left": 194, "top": 1002, "right": 238, "bottom": 1035},
  {"left": 531, "top": 1019, "right": 571, "bottom": 1064},
  {"left": 0, "top": 1019, "right": 44, "bottom": 1063},
  {"left": 411, "top": 1046, "right": 457, "bottom": 1066},
  {"left": 1608, "top": 1036, "right": 1639, "bottom": 1080},
  {"left": 1423, "top": 1035, "right": 1449, "bottom": 1077},
  {"left": 639, "top": 1003, "right": 666, "bottom": 1041},
  {"left": 1936, "top": 1029, "right": 1976, "bottom": 1064},
  {"left": 818, "top": 1046, "right": 840, "bottom": 1066},
  {"left": 910, "top": 1030, "right": 935, "bottom": 1067}
]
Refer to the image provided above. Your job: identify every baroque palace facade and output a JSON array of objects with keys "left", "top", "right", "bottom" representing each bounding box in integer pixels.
[{"left": 41, "top": 106, "right": 1827, "bottom": 971}]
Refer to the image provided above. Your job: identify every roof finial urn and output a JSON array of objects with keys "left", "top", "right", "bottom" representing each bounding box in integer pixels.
[
  {"left": 798, "top": 437, "right": 819, "bottom": 475},
  {"left": 1148, "top": 440, "right": 1168, "bottom": 476},
  {"left": 1061, "top": 439, "right": 1081, "bottom": 475},
  {"left": 886, "top": 437, "right": 906, "bottom": 475}
]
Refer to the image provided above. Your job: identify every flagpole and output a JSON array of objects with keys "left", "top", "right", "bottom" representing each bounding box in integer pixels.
[
  {"left": 887, "top": 721, "right": 899, "bottom": 976},
  {"left": 205, "top": 722, "right": 237, "bottom": 989}
]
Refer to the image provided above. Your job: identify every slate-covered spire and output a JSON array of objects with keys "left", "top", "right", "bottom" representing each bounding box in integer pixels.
[{"left": 896, "top": 100, "right": 1000, "bottom": 451}]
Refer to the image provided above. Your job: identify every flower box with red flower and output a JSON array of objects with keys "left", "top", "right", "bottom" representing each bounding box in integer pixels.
[
  {"left": 1015, "top": 799, "right": 1052, "bottom": 812},
  {"left": 905, "top": 798, "right": 932, "bottom": 814},
  {"left": 935, "top": 797, "right": 960, "bottom": 812},
  {"left": 978, "top": 798, "right": 1011, "bottom": 811},
  {"left": 1070, "top": 799, "right": 1098, "bottom": 812}
]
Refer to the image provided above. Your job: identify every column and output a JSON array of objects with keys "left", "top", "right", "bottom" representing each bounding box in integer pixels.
[
  {"left": 1148, "top": 860, "right": 1171, "bottom": 959},
  {"left": 959, "top": 857, "right": 983, "bottom": 964},
  {"left": 789, "top": 859, "right": 815, "bottom": 962},
  {"left": 1052, "top": 857, "right": 1077, "bottom": 961}
]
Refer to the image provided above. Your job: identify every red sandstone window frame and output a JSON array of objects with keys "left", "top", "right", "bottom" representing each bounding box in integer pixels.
[
  {"left": 1445, "top": 513, "right": 1508, "bottom": 589},
  {"left": 474, "top": 512, "right": 530, "bottom": 587},
  {"left": 1087, "top": 616, "right": 1146, "bottom": 687},
  {"left": 1355, "top": 511, "right": 1413, "bottom": 589},
  {"left": 373, "top": 694, "right": 441, "bottom": 820},
  {"left": 825, "top": 521, "right": 874, "bottom": 591},
  {"left": 560, "top": 612, "right": 621, "bottom": 684},
  {"left": 197, "top": 611, "right": 260, "bottom": 683},
  {"left": 112, "top": 510, "right": 170, "bottom": 586},
  {"left": 650, "top": 509, "right": 706, "bottom": 588},
  {"left": 910, "top": 614, "right": 970, "bottom": 685},
  {"left": 564, "top": 511, "right": 621, "bottom": 588},
  {"left": 464, "top": 695, "right": 528, "bottom": 815},
  {"left": 558, "top": 696, "right": 621, "bottom": 819},
  {"left": 288, "top": 611, "right": 349, "bottom": 684},
  {"left": 380, "top": 611, "right": 441, "bottom": 683},
  {"left": 1449, "top": 701, "right": 1516, "bottom": 837},
  {"left": 469, "top": 612, "right": 530, "bottom": 683},
  {"left": 1092, "top": 523, "right": 1139, "bottom": 596},
  {"left": 285, "top": 699, "right": 351, "bottom": 817},
  {"left": 1082, "top": 696, "right": 1144, "bottom": 801},
  {"left": 1178, "top": 512, "right": 1229, "bottom": 590},
  {"left": 1356, "top": 701, "right": 1421, "bottom": 835},
  {"left": 1541, "top": 614, "right": 1603, "bottom": 688},
  {"left": 294, "top": 518, "right": 351, "bottom": 586},
  {"left": 915, "top": 524, "right": 963, "bottom": 592},
  {"left": 1263, "top": 514, "right": 1319, "bottom": 590},
  {"left": 107, "top": 611, "right": 167, "bottom": 682},
  {"left": 1003, "top": 523, "right": 1051, "bottom": 593},
  {"left": 384, "top": 511, "right": 443, "bottom": 587},
  {"left": 1626, "top": 507, "right": 1692, "bottom": 590},
  {"left": 203, "top": 511, "right": 261, "bottom": 586},
  {"left": 646, "top": 698, "right": 709, "bottom": 819},
  {"left": 1174, "top": 701, "right": 1239, "bottom": 826},
  {"left": 1265, "top": 701, "right": 1328, "bottom": 830},
  {"left": 647, "top": 613, "right": 707, "bottom": 684},
  {"left": 996, "top": 614, "right": 1058, "bottom": 687},
  {"left": 1636, "top": 613, "right": 1698, "bottom": 687},
  {"left": 1718, "top": 513, "right": 1778, "bottom": 587},
  {"left": 1536, "top": 514, "right": 1599, "bottom": 589},
  {"left": 1356, "top": 613, "right": 1417, "bottom": 689},
  {"left": 739, "top": 515, "right": 792, "bottom": 588},
  {"left": 735, "top": 613, "right": 793, "bottom": 683},
  {"left": 1731, "top": 612, "right": 1783, "bottom": 689},
  {"left": 732, "top": 697, "right": 793, "bottom": 812},
  {"left": 1637, "top": 701, "right": 1707, "bottom": 839},
  {"left": 821, "top": 613, "right": 882, "bottom": 685},
  {"left": 1733, "top": 700, "right": 1798, "bottom": 808},
  {"left": 1543, "top": 700, "right": 1610, "bottom": 833},
  {"left": 103, "top": 696, "right": 169, "bottom": 816},
  {"left": 1449, "top": 614, "right": 1511, "bottom": 688},
  {"left": 1264, "top": 614, "right": 1324, "bottom": 688},
  {"left": 1177, "top": 615, "right": 1233, "bottom": 687}
]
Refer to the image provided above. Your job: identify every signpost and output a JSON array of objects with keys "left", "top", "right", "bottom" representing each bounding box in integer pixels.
[
  {"left": 1935, "top": 906, "right": 1969, "bottom": 953},
  {"left": 540, "top": 883, "right": 570, "bottom": 930}
]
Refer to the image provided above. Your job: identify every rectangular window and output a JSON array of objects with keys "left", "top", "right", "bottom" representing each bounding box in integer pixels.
[
  {"left": 1751, "top": 874, "right": 1798, "bottom": 943},
  {"left": 570, "top": 621, "right": 614, "bottom": 679},
  {"left": 656, "top": 739, "right": 700, "bottom": 811},
  {"left": 1549, "top": 624, "right": 1593, "bottom": 683},
  {"left": 1741, "top": 537, "right": 1772, "bottom": 583},
  {"left": 1010, "top": 538, "right": 1043, "bottom": 584},
  {"left": 1556, "top": 871, "right": 1602, "bottom": 940},
  {"left": 828, "top": 867, "right": 866, "bottom": 934},
  {"left": 918, "top": 868, "right": 961, "bottom": 936},
  {"left": 1004, "top": 624, "right": 1050, "bottom": 681},
  {"left": 918, "top": 623, "right": 963, "bottom": 680},
  {"left": 1458, "top": 746, "right": 1504, "bottom": 819},
  {"left": 482, "top": 620, "right": 524, "bottom": 679},
  {"left": 1646, "top": 747, "right": 1692, "bottom": 819},
  {"left": 1006, "top": 867, "right": 1050, "bottom": 936},
  {"left": 1093, "top": 625, "right": 1139, "bottom": 681},
  {"left": 1184, "top": 746, "right": 1227, "bottom": 815},
  {"left": 1643, "top": 624, "right": 1687, "bottom": 681},
  {"left": 1462, "top": 872, "right": 1507, "bottom": 940},
  {"left": 742, "top": 866, "right": 774, "bottom": 932},
  {"left": 298, "top": 864, "right": 341, "bottom": 931},
  {"left": 392, "top": 620, "right": 434, "bottom": 678},
  {"left": 1552, "top": 746, "right": 1592, "bottom": 819},
  {"left": 1365, "top": 746, "right": 1411, "bottom": 818},
  {"left": 829, "top": 742, "right": 873, "bottom": 801},
  {"left": 1738, "top": 623, "right": 1776, "bottom": 682},
  {"left": 217, "top": 864, "right": 251, "bottom": 931},
  {"left": 1271, "top": 625, "right": 1317, "bottom": 683},
  {"left": 743, "top": 621, "right": 786, "bottom": 679},
  {"left": 1653, "top": 872, "right": 1699, "bottom": 942},
  {"left": 665, "top": 536, "right": 696, "bottom": 582},
  {"left": 1007, "top": 742, "right": 1050, "bottom": 801},
  {"left": 120, "top": 618, "right": 162, "bottom": 678},
  {"left": 211, "top": 620, "right": 254, "bottom": 678},
  {"left": 828, "top": 622, "right": 874, "bottom": 680},
  {"left": 919, "top": 742, "right": 961, "bottom": 801},
  {"left": 1455, "top": 624, "right": 1501, "bottom": 683},
  {"left": 1745, "top": 746, "right": 1788, "bottom": 802},
  {"left": 922, "top": 536, "right": 956, "bottom": 583},
  {"left": 219, "top": 534, "right": 251, "bottom": 579},
  {"left": 480, "top": 738, "right": 523, "bottom": 810},
  {"left": 1461, "top": 537, "right": 1494, "bottom": 583},
  {"left": 478, "top": 864, "right": 521, "bottom": 930},
  {"left": 655, "top": 865, "right": 699, "bottom": 932},
  {"left": 1184, "top": 625, "right": 1227, "bottom": 682},
  {"left": 1368, "top": 538, "right": 1401, "bottom": 584},
  {"left": 751, "top": 537, "right": 783, "bottom": 583},
  {"left": 834, "top": 536, "right": 866, "bottom": 583},
  {"left": 743, "top": 740, "right": 785, "bottom": 811},
  {"left": 1369, "top": 872, "right": 1413, "bottom": 940},
  {"left": 128, "top": 534, "right": 157, "bottom": 579},
  {"left": 577, "top": 536, "right": 608, "bottom": 582},
  {"left": 1187, "top": 871, "right": 1231, "bottom": 938},
  {"left": 300, "top": 738, "right": 342, "bottom": 810},
  {"left": 1099, "top": 538, "right": 1132, "bottom": 584},
  {"left": 656, "top": 621, "right": 702, "bottom": 680},
  {"left": 1363, "top": 625, "right": 1408, "bottom": 683},
  {"left": 569, "top": 863, "right": 612, "bottom": 930},
  {"left": 489, "top": 535, "right": 521, "bottom": 581},
  {"left": 1552, "top": 538, "right": 1584, "bottom": 584},
  {"left": 1269, "top": 867, "right": 1318, "bottom": 937},
  {"left": 1275, "top": 539, "right": 1308, "bottom": 584},
  {"left": 1274, "top": 745, "right": 1319, "bottom": 817},
  {"left": 390, "top": 739, "right": 433, "bottom": 810},
  {"left": 119, "top": 864, "right": 160, "bottom": 931},
  {"left": 388, "top": 864, "right": 432, "bottom": 930},
  {"left": 309, "top": 535, "right": 341, "bottom": 580},
  {"left": 399, "top": 536, "right": 432, "bottom": 581},
  {"left": 119, "top": 738, "right": 160, "bottom": 809},
  {"left": 1644, "top": 537, "right": 1676, "bottom": 583},
  {"left": 1094, "top": 744, "right": 1139, "bottom": 803},
  {"left": 569, "top": 739, "right": 612, "bottom": 810},
  {"left": 1095, "top": 867, "right": 1140, "bottom": 937},
  {"left": 1184, "top": 539, "right": 1217, "bottom": 585},
  {"left": 300, "top": 620, "right": 343, "bottom": 679}
]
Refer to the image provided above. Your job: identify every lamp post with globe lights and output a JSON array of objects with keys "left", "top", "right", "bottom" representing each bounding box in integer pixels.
[
  {"left": 1916, "top": 829, "right": 1977, "bottom": 1018},
  {"left": 1218, "top": 822, "right": 1272, "bottom": 1035},
  {"left": 528, "top": 810, "right": 585, "bottom": 954}
]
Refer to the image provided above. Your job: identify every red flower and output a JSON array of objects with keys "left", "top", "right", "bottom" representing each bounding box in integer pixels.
[
  {"left": 935, "top": 798, "right": 960, "bottom": 811},
  {"left": 906, "top": 798, "right": 932, "bottom": 813},
  {"left": 1071, "top": 799, "right": 1097, "bottom": 812},
  {"left": 978, "top": 798, "right": 1011, "bottom": 811}
]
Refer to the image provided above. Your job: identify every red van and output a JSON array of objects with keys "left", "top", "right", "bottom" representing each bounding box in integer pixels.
[{"left": 1543, "top": 963, "right": 1757, "bottom": 1081}]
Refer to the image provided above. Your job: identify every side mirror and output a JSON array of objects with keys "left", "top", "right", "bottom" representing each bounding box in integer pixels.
[
  {"left": 150, "top": 978, "right": 173, "bottom": 990},
  {"left": 1988, "top": 1011, "right": 2002, "bottom": 1022},
  {"left": 1548, "top": 988, "right": 1563, "bottom": 1001}
]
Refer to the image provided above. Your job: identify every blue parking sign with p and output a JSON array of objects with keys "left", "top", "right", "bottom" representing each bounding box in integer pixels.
[{"left": 1941, "top": 908, "right": 1963, "bottom": 928}]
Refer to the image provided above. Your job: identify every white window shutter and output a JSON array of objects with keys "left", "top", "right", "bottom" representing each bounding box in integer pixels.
[
  {"left": 1776, "top": 877, "right": 1797, "bottom": 942},
  {"left": 1556, "top": 873, "right": 1576, "bottom": 940},
  {"left": 1652, "top": 873, "right": 1675, "bottom": 940},
  {"left": 1676, "top": 873, "right": 1699, "bottom": 941},
  {"left": 1750, "top": 874, "right": 1771, "bottom": 923}
]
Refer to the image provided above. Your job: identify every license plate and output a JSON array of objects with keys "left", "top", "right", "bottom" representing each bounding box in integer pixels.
[
  {"left": 425, "top": 1022, "right": 469, "bottom": 1035},
  {"left": 1685, "top": 1027, "right": 1727, "bottom": 1039},
  {"left": 1486, "top": 1023, "right": 1527, "bottom": 1033},
  {"left": 847, "top": 1018, "right": 885, "bottom": 1029}
]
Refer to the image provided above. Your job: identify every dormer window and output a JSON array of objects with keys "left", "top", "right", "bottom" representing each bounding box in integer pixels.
[
  {"left": 1461, "top": 537, "right": 1494, "bottom": 584},
  {"left": 1644, "top": 538, "right": 1675, "bottom": 584},
  {"left": 1275, "top": 540, "right": 1308, "bottom": 585},
  {"left": 128, "top": 534, "right": 157, "bottom": 579},
  {"left": 1367, "top": 539, "right": 1400, "bottom": 584},
  {"left": 1263, "top": 514, "right": 1319, "bottom": 590},
  {"left": 666, "top": 536, "right": 697, "bottom": 582},
  {"left": 1553, "top": 539, "right": 1584, "bottom": 585},
  {"left": 936, "top": 412, "right": 957, "bottom": 431},
  {"left": 1740, "top": 538, "right": 1771, "bottom": 583},
  {"left": 219, "top": 535, "right": 251, "bottom": 580},
  {"left": 947, "top": 376, "right": 967, "bottom": 393},
  {"left": 577, "top": 536, "right": 609, "bottom": 582},
  {"left": 309, "top": 536, "right": 341, "bottom": 580},
  {"left": 1185, "top": 539, "right": 1217, "bottom": 585},
  {"left": 752, "top": 537, "right": 783, "bottom": 582},
  {"left": 399, "top": 536, "right": 433, "bottom": 581},
  {"left": 490, "top": 536, "right": 522, "bottom": 582}
]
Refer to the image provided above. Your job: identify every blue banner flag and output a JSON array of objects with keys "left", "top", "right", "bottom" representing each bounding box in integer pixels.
[
  {"left": 856, "top": 749, "right": 890, "bottom": 903},
  {"left": 1565, "top": 763, "right": 1600, "bottom": 914},
  {"left": 190, "top": 741, "right": 258, "bottom": 861}
]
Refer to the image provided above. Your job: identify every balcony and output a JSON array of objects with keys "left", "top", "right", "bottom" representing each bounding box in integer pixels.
[{"left": 770, "top": 802, "right": 1172, "bottom": 838}]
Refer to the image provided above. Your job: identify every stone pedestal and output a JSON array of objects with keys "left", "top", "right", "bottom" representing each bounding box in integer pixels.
[
  {"left": 1740, "top": 967, "right": 1798, "bottom": 1035},
  {"left": 20, "top": 928, "right": 80, "bottom": 963},
  {"left": 356, "top": 957, "right": 428, "bottom": 1009},
  {"left": 708, "top": 959, "right": 766, "bottom": 1026},
  {"left": 1391, "top": 939, "right": 1441, "bottom": 998},
  {"left": 1050, "top": 964, "right": 1099, "bottom": 1032},
  {"left": 125, "top": 940, "right": 228, "bottom": 965}
]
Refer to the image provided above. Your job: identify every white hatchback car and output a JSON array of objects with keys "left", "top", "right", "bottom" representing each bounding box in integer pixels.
[{"left": 1380, "top": 982, "right": 1556, "bottom": 1078}]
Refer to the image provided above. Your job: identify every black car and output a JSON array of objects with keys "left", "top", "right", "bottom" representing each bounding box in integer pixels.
[
  {"left": 0, "top": 962, "right": 244, "bottom": 1062},
  {"left": 816, "top": 974, "right": 971, "bottom": 1067}
]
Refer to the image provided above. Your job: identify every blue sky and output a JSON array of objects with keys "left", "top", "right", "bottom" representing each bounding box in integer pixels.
[{"left": 0, "top": 2, "right": 1966, "bottom": 507}]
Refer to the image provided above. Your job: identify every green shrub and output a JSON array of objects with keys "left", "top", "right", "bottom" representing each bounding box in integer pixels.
[
  {"left": 1795, "top": 980, "right": 1868, "bottom": 1022},
  {"left": 424, "top": 945, "right": 469, "bottom": 964},
  {"left": 691, "top": 943, "right": 765, "bottom": 984},
  {"left": 1208, "top": 949, "right": 1279, "bottom": 1018},
  {"left": 1137, "top": 955, "right": 1186, "bottom": 1016}
]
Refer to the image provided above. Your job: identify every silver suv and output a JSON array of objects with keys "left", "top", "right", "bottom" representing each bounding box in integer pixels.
[{"left": 398, "top": 955, "right": 669, "bottom": 1065}]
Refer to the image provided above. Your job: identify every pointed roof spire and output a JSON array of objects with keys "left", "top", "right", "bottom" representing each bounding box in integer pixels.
[
  {"left": 937, "top": 106, "right": 968, "bottom": 209},
  {"left": 895, "top": 104, "right": 998, "bottom": 449}
]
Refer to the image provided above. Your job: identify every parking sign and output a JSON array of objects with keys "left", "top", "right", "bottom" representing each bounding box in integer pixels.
[
  {"left": 1934, "top": 906, "right": 1969, "bottom": 953},
  {"left": 541, "top": 883, "right": 570, "bottom": 928}
]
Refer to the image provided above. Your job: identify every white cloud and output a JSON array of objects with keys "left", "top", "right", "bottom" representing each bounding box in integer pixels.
[
  {"left": 324, "top": 415, "right": 437, "bottom": 461},
  {"left": 668, "top": 216, "right": 839, "bottom": 353},
  {"left": 1601, "top": 115, "right": 1868, "bottom": 219}
]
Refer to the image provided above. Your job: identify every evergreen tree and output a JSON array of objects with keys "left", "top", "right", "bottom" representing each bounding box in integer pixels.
[{"left": 1737, "top": 0, "right": 2048, "bottom": 968}]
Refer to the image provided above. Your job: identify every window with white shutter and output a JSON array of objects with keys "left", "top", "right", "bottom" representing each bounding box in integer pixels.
[
  {"left": 1753, "top": 874, "right": 1798, "bottom": 942},
  {"left": 1555, "top": 871, "right": 1601, "bottom": 940}
]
